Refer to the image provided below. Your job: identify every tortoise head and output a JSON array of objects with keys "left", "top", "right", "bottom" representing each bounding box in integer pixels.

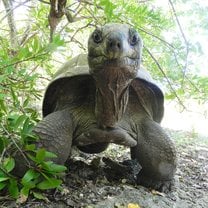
[
  {"left": 88, "top": 23, "right": 143, "bottom": 77},
  {"left": 87, "top": 23, "right": 143, "bottom": 129}
]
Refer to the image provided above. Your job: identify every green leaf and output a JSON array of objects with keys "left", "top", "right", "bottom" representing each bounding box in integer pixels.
[
  {"left": 17, "top": 187, "right": 30, "bottom": 204},
  {"left": 0, "top": 93, "right": 6, "bottom": 100},
  {"left": 21, "top": 169, "right": 40, "bottom": 185},
  {"left": 32, "top": 37, "right": 40, "bottom": 52},
  {"left": 0, "top": 100, "right": 7, "bottom": 113},
  {"left": 36, "top": 148, "right": 46, "bottom": 162},
  {"left": 24, "top": 134, "right": 38, "bottom": 143},
  {"left": 100, "top": 0, "right": 116, "bottom": 21},
  {"left": 22, "top": 181, "right": 36, "bottom": 189},
  {"left": 14, "top": 115, "right": 27, "bottom": 129},
  {"left": 17, "top": 47, "right": 31, "bottom": 59},
  {"left": 32, "top": 191, "right": 48, "bottom": 200},
  {"left": 23, "top": 98, "right": 29, "bottom": 108},
  {"left": 0, "top": 182, "right": 7, "bottom": 190},
  {"left": 45, "top": 151, "right": 57, "bottom": 159},
  {"left": 25, "top": 144, "right": 36, "bottom": 151},
  {"left": 3, "top": 157, "right": 15, "bottom": 173},
  {"left": 52, "top": 35, "right": 65, "bottom": 46},
  {"left": 0, "top": 75, "right": 6, "bottom": 82},
  {"left": 0, "top": 170, "right": 5, "bottom": 177},
  {"left": 0, "top": 177, "right": 9, "bottom": 182},
  {"left": 7, "top": 114, "right": 18, "bottom": 126},
  {"left": 43, "top": 162, "right": 67, "bottom": 173},
  {"left": 10, "top": 87, "right": 19, "bottom": 106},
  {"left": 37, "top": 178, "right": 62, "bottom": 190},
  {"left": 20, "top": 186, "right": 30, "bottom": 197},
  {"left": 26, "top": 153, "right": 37, "bottom": 163},
  {"left": 0, "top": 138, "right": 4, "bottom": 153},
  {"left": 8, "top": 178, "right": 19, "bottom": 199},
  {"left": 22, "top": 117, "right": 30, "bottom": 135}
]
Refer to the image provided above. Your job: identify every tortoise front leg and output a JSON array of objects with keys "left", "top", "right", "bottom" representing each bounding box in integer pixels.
[
  {"left": 14, "top": 109, "right": 73, "bottom": 176},
  {"left": 33, "top": 109, "right": 73, "bottom": 165},
  {"left": 131, "top": 119, "right": 177, "bottom": 192}
]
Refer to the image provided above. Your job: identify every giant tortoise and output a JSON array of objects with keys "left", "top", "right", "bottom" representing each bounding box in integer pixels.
[{"left": 33, "top": 23, "right": 177, "bottom": 192}]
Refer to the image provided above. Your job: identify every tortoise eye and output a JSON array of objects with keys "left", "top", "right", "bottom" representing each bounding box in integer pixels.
[
  {"left": 129, "top": 29, "right": 139, "bottom": 46},
  {"left": 92, "top": 30, "right": 103, "bottom": 44}
]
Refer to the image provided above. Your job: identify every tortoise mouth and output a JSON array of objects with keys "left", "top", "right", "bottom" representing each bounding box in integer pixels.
[{"left": 88, "top": 55, "right": 139, "bottom": 76}]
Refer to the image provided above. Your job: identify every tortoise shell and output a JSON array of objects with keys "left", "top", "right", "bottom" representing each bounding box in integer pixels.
[{"left": 42, "top": 54, "right": 164, "bottom": 123}]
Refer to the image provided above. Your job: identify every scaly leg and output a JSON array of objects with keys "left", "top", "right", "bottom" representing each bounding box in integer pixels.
[
  {"left": 33, "top": 109, "right": 74, "bottom": 164},
  {"left": 14, "top": 109, "right": 73, "bottom": 176},
  {"left": 131, "top": 119, "right": 177, "bottom": 192}
]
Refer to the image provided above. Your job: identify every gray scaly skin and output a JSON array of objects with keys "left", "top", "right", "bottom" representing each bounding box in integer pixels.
[{"left": 21, "top": 23, "right": 177, "bottom": 192}]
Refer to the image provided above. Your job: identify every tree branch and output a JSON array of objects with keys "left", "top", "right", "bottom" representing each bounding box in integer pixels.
[
  {"left": 144, "top": 46, "right": 186, "bottom": 110},
  {"left": 168, "top": 0, "right": 189, "bottom": 81},
  {"left": 2, "top": 0, "right": 19, "bottom": 48},
  {"left": 37, "top": 0, "right": 51, "bottom": 4},
  {"left": 0, "top": 52, "right": 48, "bottom": 70},
  {"left": 1, "top": 123, "right": 31, "bottom": 167},
  {"left": 0, "top": 0, "right": 30, "bottom": 22},
  {"left": 48, "top": 0, "right": 67, "bottom": 42},
  {"left": 138, "top": 27, "right": 175, "bottom": 49}
]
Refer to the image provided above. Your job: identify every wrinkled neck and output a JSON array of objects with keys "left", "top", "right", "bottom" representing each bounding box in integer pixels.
[{"left": 93, "top": 68, "right": 132, "bottom": 128}]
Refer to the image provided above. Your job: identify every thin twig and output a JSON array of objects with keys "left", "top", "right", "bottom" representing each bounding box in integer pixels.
[
  {"left": 0, "top": 0, "right": 30, "bottom": 22},
  {"left": 66, "top": 1, "right": 78, "bottom": 10},
  {"left": 138, "top": 0, "right": 152, "bottom": 3},
  {"left": 168, "top": 0, "right": 188, "bottom": 45},
  {"left": 1, "top": 124, "right": 31, "bottom": 167},
  {"left": 84, "top": 5, "right": 103, "bottom": 25},
  {"left": 138, "top": 27, "right": 175, "bottom": 49},
  {"left": 0, "top": 53, "right": 48, "bottom": 70},
  {"left": 79, "top": 0, "right": 103, "bottom": 10},
  {"left": 65, "top": 35, "right": 87, "bottom": 51},
  {"left": 2, "top": 0, "right": 19, "bottom": 48},
  {"left": 70, "top": 21, "right": 93, "bottom": 42},
  {"left": 184, "top": 74, "right": 202, "bottom": 93},
  {"left": 20, "top": 32, "right": 39, "bottom": 46},
  {"left": 168, "top": 0, "right": 189, "bottom": 81},
  {"left": 72, "top": 4, "right": 85, "bottom": 21},
  {"left": 37, "top": 0, "right": 51, "bottom": 4},
  {"left": 144, "top": 46, "right": 186, "bottom": 110},
  {"left": 72, "top": 0, "right": 82, "bottom": 15}
]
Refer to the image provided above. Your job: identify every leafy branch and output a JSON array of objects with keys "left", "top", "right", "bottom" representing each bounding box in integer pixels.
[
  {"left": 144, "top": 46, "right": 186, "bottom": 110},
  {"left": 0, "top": 53, "right": 48, "bottom": 70}
]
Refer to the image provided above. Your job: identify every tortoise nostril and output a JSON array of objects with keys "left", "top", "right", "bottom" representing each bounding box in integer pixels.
[
  {"left": 109, "top": 41, "right": 113, "bottom": 48},
  {"left": 107, "top": 38, "right": 123, "bottom": 53},
  {"left": 109, "top": 40, "right": 121, "bottom": 49}
]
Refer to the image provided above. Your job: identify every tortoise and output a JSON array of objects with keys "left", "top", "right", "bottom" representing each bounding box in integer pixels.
[{"left": 33, "top": 23, "right": 177, "bottom": 192}]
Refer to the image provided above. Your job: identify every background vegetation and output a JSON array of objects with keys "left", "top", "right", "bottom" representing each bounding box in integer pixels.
[{"left": 0, "top": 0, "right": 207, "bottom": 202}]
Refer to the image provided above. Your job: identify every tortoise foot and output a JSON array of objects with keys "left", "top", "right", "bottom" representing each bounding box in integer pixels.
[{"left": 137, "top": 173, "right": 175, "bottom": 193}]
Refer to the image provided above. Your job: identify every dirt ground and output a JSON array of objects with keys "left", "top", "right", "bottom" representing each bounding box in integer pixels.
[{"left": 1, "top": 129, "right": 208, "bottom": 208}]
